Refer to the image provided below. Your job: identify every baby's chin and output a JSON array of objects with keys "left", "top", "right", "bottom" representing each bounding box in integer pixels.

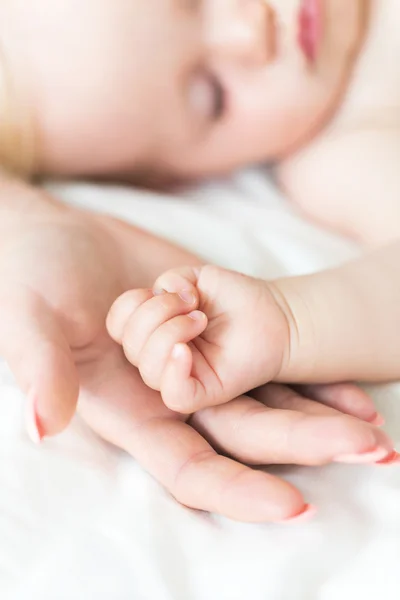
[{"left": 293, "top": 0, "right": 372, "bottom": 147}]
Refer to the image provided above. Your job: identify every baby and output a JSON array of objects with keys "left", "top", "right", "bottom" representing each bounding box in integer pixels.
[
  {"left": 107, "top": 0, "right": 400, "bottom": 395},
  {"left": 1, "top": 0, "right": 400, "bottom": 523}
]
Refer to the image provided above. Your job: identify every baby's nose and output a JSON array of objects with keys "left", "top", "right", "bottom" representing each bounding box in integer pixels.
[{"left": 205, "top": 0, "right": 276, "bottom": 66}]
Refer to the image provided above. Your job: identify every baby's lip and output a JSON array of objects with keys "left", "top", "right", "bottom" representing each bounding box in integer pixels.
[{"left": 297, "top": 0, "right": 323, "bottom": 63}]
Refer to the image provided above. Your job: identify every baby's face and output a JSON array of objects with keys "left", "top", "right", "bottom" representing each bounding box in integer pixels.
[{"left": 10, "top": 0, "right": 367, "bottom": 178}]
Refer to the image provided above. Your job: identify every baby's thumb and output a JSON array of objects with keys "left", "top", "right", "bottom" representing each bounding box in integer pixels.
[
  {"left": 154, "top": 266, "right": 201, "bottom": 297},
  {"left": 0, "top": 292, "right": 79, "bottom": 441}
]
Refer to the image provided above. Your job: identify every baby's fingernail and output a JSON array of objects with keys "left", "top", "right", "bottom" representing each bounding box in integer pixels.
[
  {"left": 25, "top": 391, "right": 45, "bottom": 444},
  {"left": 172, "top": 343, "right": 186, "bottom": 359},
  {"left": 334, "top": 446, "right": 390, "bottom": 464},
  {"left": 153, "top": 288, "right": 167, "bottom": 296},
  {"left": 369, "top": 413, "right": 385, "bottom": 427},
  {"left": 193, "top": 267, "right": 202, "bottom": 278},
  {"left": 188, "top": 311, "right": 206, "bottom": 321},
  {"left": 376, "top": 451, "right": 400, "bottom": 465},
  {"left": 279, "top": 504, "right": 317, "bottom": 525},
  {"left": 178, "top": 290, "right": 196, "bottom": 304}
]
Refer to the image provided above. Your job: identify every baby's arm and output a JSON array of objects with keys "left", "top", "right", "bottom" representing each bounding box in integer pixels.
[
  {"left": 274, "top": 241, "right": 400, "bottom": 383},
  {"left": 109, "top": 243, "right": 400, "bottom": 412},
  {"left": 279, "top": 127, "right": 400, "bottom": 246}
]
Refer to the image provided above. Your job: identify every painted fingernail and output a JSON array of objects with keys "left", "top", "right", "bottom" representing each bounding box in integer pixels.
[
  {"left": 376, "top": 451, "right": 400, "bottom": 465},
  {"left": 369, "top": 413, "right": 385, "bottom": 427},
  {"left": 178, "top": 290, "right": 196, "bottom": 304},
  {"left": 334, "top": 446, "right": 390, "bottom": 464},
  {"left": 279, "top": 504, "right": 317, "bottom": 525},
  {"left": 26, "top": 391, "right": 45, "bottom": 444},
  {"left": 188, "top": 310, "right": 206, "bottom": 321},
  {"left": 153, "top": 288, "right": 167, "bottom": 296}
]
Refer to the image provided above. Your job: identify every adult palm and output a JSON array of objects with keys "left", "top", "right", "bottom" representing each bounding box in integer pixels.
[{"left": 0, "top": 187, "right": 390, "bottom": 523}]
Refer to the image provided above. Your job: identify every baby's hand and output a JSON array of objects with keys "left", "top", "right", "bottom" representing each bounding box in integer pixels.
[{"left": 107, "top": 265, "right": 290, "bottom": 413}]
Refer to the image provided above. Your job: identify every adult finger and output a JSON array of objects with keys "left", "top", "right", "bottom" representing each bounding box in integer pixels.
[
  {"left": 78, "top": 354, "right": 310, "bottom": 523},
  {"left": 253, "top": 383, "right": 380, "bottom": 423},
  {"left": 296, "top": 383, "right": 382, "bottom": 424},
  {"left": 191, "top": 393, "right": 395, "bottom": 467},
  {"left": 252, "top": 384, "right": 335, "bottom": 415},
  {"left": 0, "top": 286, "right": 79, "bottom": 439}
]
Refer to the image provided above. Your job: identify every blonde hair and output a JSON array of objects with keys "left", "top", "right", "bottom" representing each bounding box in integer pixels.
[{"left": 0, "top": 43, "right": 35, "bottom": 178}]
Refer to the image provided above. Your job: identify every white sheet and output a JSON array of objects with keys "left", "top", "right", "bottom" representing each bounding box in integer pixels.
[{"left": 1, "top": 170, "right": 400, "bottom": 600}]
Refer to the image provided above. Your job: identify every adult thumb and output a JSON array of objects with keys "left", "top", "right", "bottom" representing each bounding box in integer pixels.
[{"left": 0, "top": 290, "right": 79, "bottom": 441}]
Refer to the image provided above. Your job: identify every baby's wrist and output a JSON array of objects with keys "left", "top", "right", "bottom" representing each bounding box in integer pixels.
[{"left": 266, "top": 277, "right": 318, "bottom": 383}]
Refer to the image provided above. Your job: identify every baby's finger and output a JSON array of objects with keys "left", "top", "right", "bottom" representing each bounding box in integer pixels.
[
  {"left": 0, "top": 290, "right": 79, "bottom": 440},
  {"left": 120, "top": 293, "right": 201, "bottom": 370},
  {"left": 191, "top": 394, "right": 395, "bottom": 467},
  {"left": 138, "top": 313, "right": 207, "bottom": 391},
  {"left": 160, "top": 341, "right": 226, "bottom": 413},
  {"left": 153, "top": 266, "right": 200, "bottom": 296},
  {"left": 106, "top": 289, "right": 153, "bottom": 343}
]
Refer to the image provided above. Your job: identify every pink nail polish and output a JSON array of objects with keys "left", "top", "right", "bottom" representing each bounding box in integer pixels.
[
  {"left": 369, "top": 413, "right": 385, "bottom": 427},
  {"left": 376, "top": 451, "right": 400, "bottom": 465},
  {"left": 26, "top": 391, "right": 45, "bottom": 444},
  {"left": 334, "top": 446, "right": 390, "bottom": 464},
  {"left": 279, "top": 504, "right": 317, "bottom": 525}
]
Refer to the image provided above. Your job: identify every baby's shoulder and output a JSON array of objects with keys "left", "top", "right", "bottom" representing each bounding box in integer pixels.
[
  {"left": 276, "top": 1, "right": 400, "bottom": 243},
  {"left": 278, "top": 124, "right": 400, "bottom": 243}
]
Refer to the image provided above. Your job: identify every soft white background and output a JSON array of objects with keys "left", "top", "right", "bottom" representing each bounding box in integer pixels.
[{"left": 1, "top": 170, "right": 400, "bottom": 599}]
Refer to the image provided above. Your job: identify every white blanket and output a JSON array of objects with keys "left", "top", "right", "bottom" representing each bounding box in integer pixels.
[{"left": 1, "top": 170, "right": 400, "bottom": 600}]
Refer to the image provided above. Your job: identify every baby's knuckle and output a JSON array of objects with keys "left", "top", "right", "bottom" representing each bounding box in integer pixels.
[
  {"left": 199, "top": 264, "right": 221, "bottom": 282},
  {"left": 139, "top": 362, "right": 157, "bottom": 389},
  {"left": 166, "top": 319, "right": 185, "bottom": 338},
  {"left": 122, "top": 339, "right": 139, "bottom": 365},
  {"left": 156, "top": 295, "right": 176, "bottom": 313},
  {"left": 138, "top": 351, "right": 160, "bottom": 386}
]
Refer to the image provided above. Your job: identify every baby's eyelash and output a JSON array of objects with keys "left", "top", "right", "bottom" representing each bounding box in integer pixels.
[
  {"left": 187, "top": 68, "right": 226, "bottom": 127},
  {"left": 209, "top": 72, "right": 226, "bottom": 121}
]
